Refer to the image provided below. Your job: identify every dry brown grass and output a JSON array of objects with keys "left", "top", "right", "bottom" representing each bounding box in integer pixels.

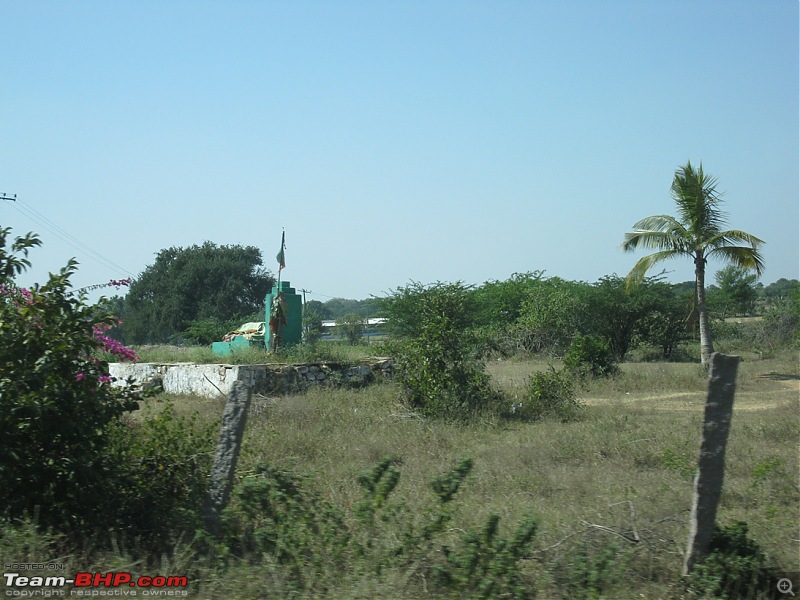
[{"left": 131, "top": 350, "right": 799, "bottom": 597}]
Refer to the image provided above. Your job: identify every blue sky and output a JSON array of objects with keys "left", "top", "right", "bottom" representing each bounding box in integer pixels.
[{"left": 2, "top": 1, "right": 797, "bottom": 303}]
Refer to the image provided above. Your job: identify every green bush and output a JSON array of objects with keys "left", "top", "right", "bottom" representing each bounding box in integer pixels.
[
  {"left": 551, "top": 537, "right": 632, "bottom": 600},
  {"left": 523, "top": 367, "right": 583, "bottom": 422},
  {"left": 101, "top": 405, "right": 216, "bottom": 553},
  {"left": 685, "top": 521, "right": 780, "bottom": 599},
  {"left": 222, "top": 464, "right": 352, "bottom": 592},
  {"left": 383, "top": 282, "right": 505, "bottom": 419},
  {"left": 0, "top": 227, "right": 140, "bottom": 532},
  {"left": 564, "top": 335, "right": 619, "bottom": 377},
  {"left": 184, "top": 316, "right": 230, "bottom": 345}
]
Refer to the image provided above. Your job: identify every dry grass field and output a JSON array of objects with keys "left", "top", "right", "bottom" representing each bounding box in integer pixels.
[{"left": 134, "top": 350, "right": 799, "bottom": 598}]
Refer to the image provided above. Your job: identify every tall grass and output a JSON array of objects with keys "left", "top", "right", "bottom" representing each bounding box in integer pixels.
[{"left": 4, "top": 351, "right": 797, "bottom": 598}]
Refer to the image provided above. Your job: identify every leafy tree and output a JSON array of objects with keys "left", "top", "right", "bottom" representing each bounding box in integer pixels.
[
  {"left": 623, "top": 161, "right": 764, "bottom": 366},
  {"left": 473, "top": 271, "right": 544, "bottom": 328},
  {"left": 302, "top": 300, "right": 328, "bottom": 344},
  {"left": 713, "top": 265, "right": 760, "bottom": 317},
  {"left": 379, "top": 281, "right": 479, "bottom": 340},
  {"left": 124, "top": 242, "right": 274, "bottom": 344},
  {"left": 0, "top": 227, "right": 139, "bottom": 531},
  {"left": 563, "top": 334, "right": 618, "bottom": 377},
  {"left": 336, "top": 314, "right": 365, "bottom": 345},
  {"left": 763, "top": 278, "right": 799, "bottom": 303},
  {"left": 634, "top": 282, "right": 693, "bottom": 359},
  {"left": 323, "top": 297, "right": 380, "bottom": 319},
  {"left": 305, "top": 299, "right": 332, "bottom": 321},
  {"left": 513, "top": 277, "right": 588, "bottom": 355},
  {"left": 580, "top": 275, "right": 658, "bottom": 361},
  {"left": 381, "top": 282, "right": 502, "bottom": 419},
  {"left": 184, "top": 316, "right": 229, "bottom": 345}
]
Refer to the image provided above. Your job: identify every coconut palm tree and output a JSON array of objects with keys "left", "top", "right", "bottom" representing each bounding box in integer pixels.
[{"left": 622, "top": 161, "right": 764, "bottom": 367}]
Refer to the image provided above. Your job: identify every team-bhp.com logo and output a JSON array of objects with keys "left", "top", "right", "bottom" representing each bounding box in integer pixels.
[{"left": 4, "top": 571, "right": 188, "bottom": 597}]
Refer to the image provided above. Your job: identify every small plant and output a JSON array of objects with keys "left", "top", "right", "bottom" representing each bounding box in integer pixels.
[
  {"left": 552, "top": 537, "right": 631, "bottom": 600},
  {"left": 685, "top": 521, "right": 780, "bottom": 599},
  {"left": 222, "top": 464, "right": 352, "bottom": 592},
  {"left": 435, "top": 513, "right": 539, "bottom": 599},
  {"left": 524, "top": 367, "right": 583, "bottom": 421},
  {"left": 659, "top": 447, "right": 696, "bottom": 479},
  {"left": 564, "top": 335, "right": 619, "bottom": 377},
  {"left": 100, "top": 404, "right": 217, "bottom": 553}
]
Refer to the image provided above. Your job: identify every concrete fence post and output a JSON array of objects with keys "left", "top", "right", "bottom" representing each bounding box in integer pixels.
[
  {"left": 683, "top": 352, "right": 740, "bottom": 576},
  {"left": 203, "top": 380, "right": 252, "bottom": 537}
]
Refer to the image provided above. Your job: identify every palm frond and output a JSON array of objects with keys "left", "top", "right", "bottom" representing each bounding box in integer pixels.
[
  {"left": 706, "top": 245, "right": 766, "bottom": 276},
  {"left": 624, "top": 250, "right": 684, "bottom": 291},
  {"left": 630, "top": 214, "right": 685, "bottom": 233},
  {"left": 705, "top": 229, "right": 765, "bottom": 248},
  {"left": 623, "top": 230, "right": 692, "bottom": 253},
  {"left": 671, "top": 161, "right": 727, "bottom": 236},
  {"left": 622, "top": 215, "right": 690, "bottom": 252}
]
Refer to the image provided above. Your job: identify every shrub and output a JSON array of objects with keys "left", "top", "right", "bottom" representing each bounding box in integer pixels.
[
  {"left": 184, "top": 316, "right": 229, "bottom": 345},
  {"left": 383, "top": 282, "right": 505, "bottom": 419},
  {"left": 0, "top": 227, "right": 140, "bottom": 532},
  {"left": 336, "top": 314, "right": 365, "bottom": 345},
  {"left": 222, "top": 464, "right": 352, "bottom": 591},
  {"left": 101, "top": 404, "right": 216, "bottom": 553},
  {"left": 685, "top": 521, "right": 781, "bottom": 599},
  {"left": 564, "top": 335, "right": 619, "bottom": 377},
  {"left": 523, "top": 367, "right": 583, "bottom": 422}
]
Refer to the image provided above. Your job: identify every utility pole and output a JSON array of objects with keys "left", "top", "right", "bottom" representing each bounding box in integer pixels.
[{"left": 0, "top": 193, "right": 18, "bottom": 202}]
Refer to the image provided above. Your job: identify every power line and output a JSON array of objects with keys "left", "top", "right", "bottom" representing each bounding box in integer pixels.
[{"left": 2, "top": 196, "right": 136, "bottom": 278}]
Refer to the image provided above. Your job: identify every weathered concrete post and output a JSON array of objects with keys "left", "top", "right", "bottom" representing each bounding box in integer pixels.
[
  {"left": 683, "top": 352, "right": 740, "bottom": 576},
  {"left": 203, "top": 380, "right": 252, "bottom": 537}
]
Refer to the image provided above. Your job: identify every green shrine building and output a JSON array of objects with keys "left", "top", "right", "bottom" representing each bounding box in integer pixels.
[{"left": 211, "top": 280, "right": 302, "bottom": 357}]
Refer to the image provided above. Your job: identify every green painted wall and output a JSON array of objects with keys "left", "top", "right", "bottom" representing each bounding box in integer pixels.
[{"left": 265, "top": 280, "right": 303, "bottom": 349}]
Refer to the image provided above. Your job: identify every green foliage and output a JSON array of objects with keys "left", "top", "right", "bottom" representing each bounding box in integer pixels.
[
  {"left": 633, "top": 280, "right": 694, "bottom": 360},
  {"left": 623, "top": 161, "right": 765, "bottom": 366},
  {"left": 336, "top": 313, "right": 365, "bottom": 345},
  {"left": 124, "top": 242, "right": 274, "bottom": 344},
  {"left": 513, "top": 277, "right": 588, "bottom": 355},
  {"left": 384, "top": 282, "right": 505, "bottom": 419},
  {"left": 354, "top": 457, "right": 402, "bottom": 525},
  {"left": 582, "top": 275, "right": 663, "bottom": 361},
  {"left": 223, "top": 464, "right": 353, "bottom": 591},
  {"left": 356, "top": 456, "right": 539, "bottom": 599},
  {"left": 321, "top": 297, "right": 379, "bottom": 319},
  {"left": 658, "top": 447, "right": 696, "bottom": 479},
  {"left": 552, "top": 538, "right": 632, "bottom": 600},
  {"left": 436, "top": 513, "right": 538, "bottom": 599},
  {"left": 564, "top": 335, "right": 619, "bottom": 378},
  {"left": 756, "top": 289, "right": 800, "bottom": 350},
  {"left": 0, "top": 228, "right": 139, "bottom": 532},
  {"left": 685, "top": 521, "right": 780, "bottom": 599},
  {"left": 301, "top": 300, "right": 326, "bottom": 344},
  {"left": 0, "top": 226, "right": 41, "bottom": 278},
  {"left": 713, "top": 265, "right": 760, "bottom": 317},
  {"left": 102, "top": 405, "right": 216, "bottom": 552},
  {"left": 523, "top": 367, "right": 583, "bottom": 422},
  {"left": 473, "top": 271, "right": 545, "bottom": 329},
  {"left": 184, "top": 316, "right": 230, "bottom": 345},
  {"left": 379, "top": 280, "right": 478, "bottom": 339}
]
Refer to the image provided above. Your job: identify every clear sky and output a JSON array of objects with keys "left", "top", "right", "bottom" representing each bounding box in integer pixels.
[{"left": 2, "top": 1, "right": 797, "bottom": 304}]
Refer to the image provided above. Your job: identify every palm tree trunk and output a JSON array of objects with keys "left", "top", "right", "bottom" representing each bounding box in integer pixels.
[{"left": 695, "top": 255, "right": 714, "bottom": 368}]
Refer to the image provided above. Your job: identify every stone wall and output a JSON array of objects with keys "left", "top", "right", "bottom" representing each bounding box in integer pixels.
[{"left": 109, "top": 358, "right": 394, "bottom": 398}]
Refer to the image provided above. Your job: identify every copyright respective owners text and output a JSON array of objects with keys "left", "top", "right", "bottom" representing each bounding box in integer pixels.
[{"left": 3, "top": 565, "right": 189, "bottom": 597}]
